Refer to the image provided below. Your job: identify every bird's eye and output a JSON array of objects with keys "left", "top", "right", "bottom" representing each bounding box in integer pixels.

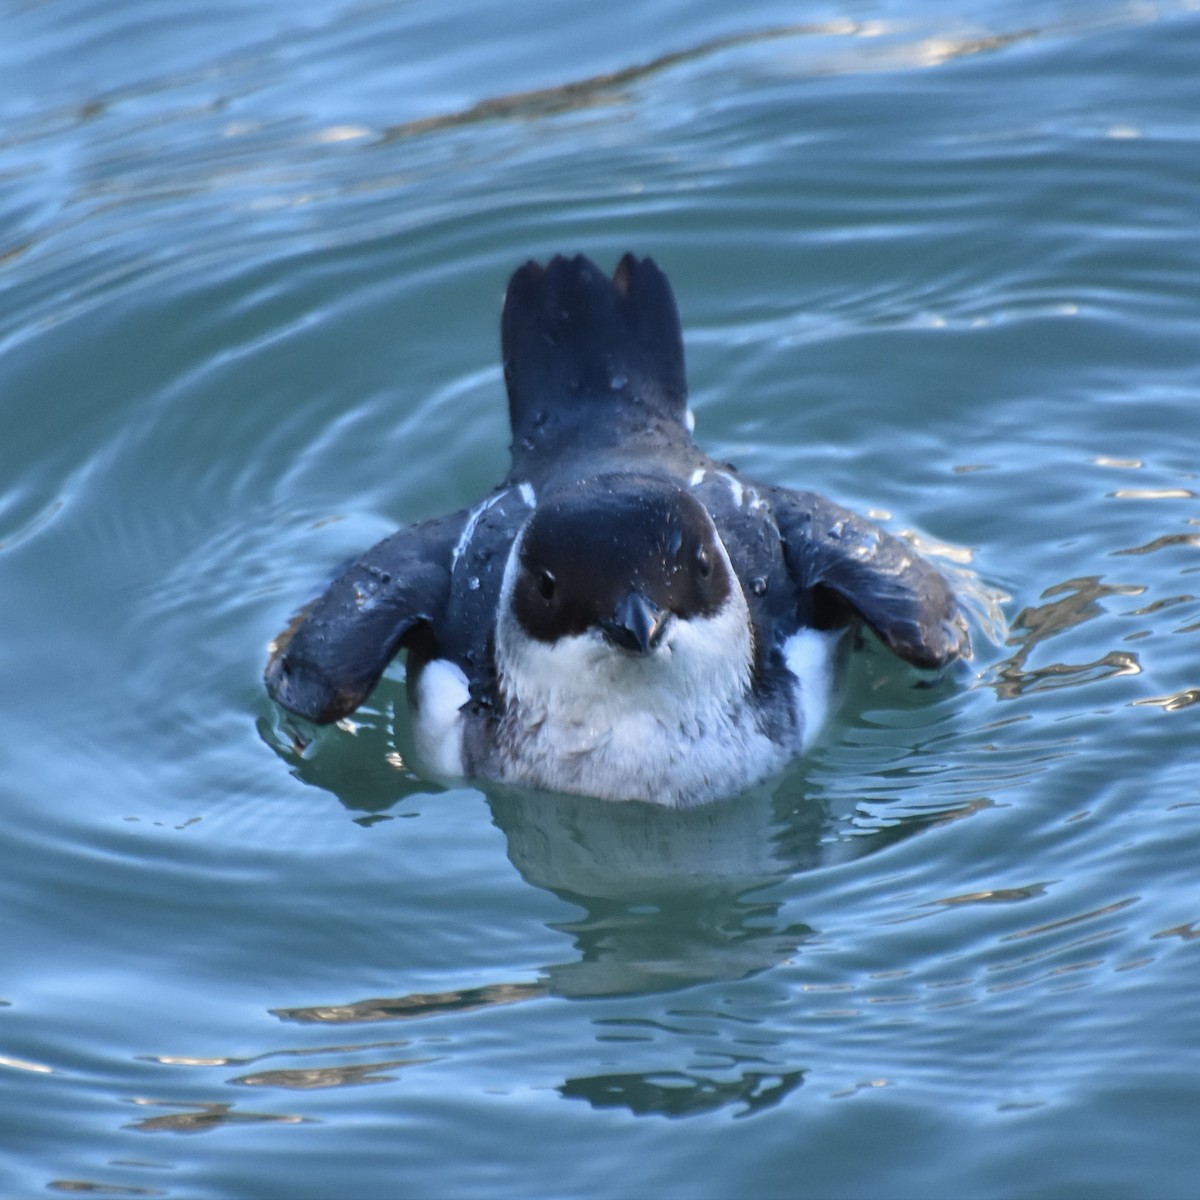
[
  {"left": 696, "top": 546, "right": 712, "bottom": 578},
  {"left": 537, "top": 569, "right": 556, "bottom": 601}
]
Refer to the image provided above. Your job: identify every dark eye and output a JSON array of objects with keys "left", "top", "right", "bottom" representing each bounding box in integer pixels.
[
  {"left": 696, "top": 546, "right": 712, "bottom": 578},
  {"left": 537, "top": 569, "right": 556, "bottom": 601}
]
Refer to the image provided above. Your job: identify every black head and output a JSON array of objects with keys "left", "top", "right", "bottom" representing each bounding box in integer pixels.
[{"left": 511, "top": 476, "right": 733, "bottom": 653}]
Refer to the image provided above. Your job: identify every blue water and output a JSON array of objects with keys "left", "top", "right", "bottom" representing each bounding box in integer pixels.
[{"left": 3, "top": 2, "right": 1199, "bottom": 1196}]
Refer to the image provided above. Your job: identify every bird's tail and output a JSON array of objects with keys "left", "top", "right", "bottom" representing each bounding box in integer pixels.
[{"left": 501, "top": 254, "right": 688, "bottom": 467}]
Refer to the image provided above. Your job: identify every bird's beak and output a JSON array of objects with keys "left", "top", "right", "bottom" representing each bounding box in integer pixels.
[{"left": 602, "top": 591, "right": 669, "bottom": 654}]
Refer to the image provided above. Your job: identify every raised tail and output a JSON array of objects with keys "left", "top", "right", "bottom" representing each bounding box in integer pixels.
[{"left": 501, "top": 254, "right": 689, "bottom": 471}]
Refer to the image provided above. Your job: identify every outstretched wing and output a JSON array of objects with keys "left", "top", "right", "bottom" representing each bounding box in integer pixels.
[
  {"left": 771, "top": 489, "right": 969, "bottom": 669},
  {"left": 264, "top": 511, "right": 466, "bottom": 724}
]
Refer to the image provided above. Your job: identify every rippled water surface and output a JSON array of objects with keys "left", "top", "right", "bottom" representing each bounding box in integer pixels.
[{"left": 4, "top": 2, "right": 1199, "bottom": 1196}]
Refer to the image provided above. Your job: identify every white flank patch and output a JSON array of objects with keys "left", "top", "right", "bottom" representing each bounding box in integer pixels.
[
  {"left": 412, "top": 658, "right": 470, "bottom": 778},
  {"left": 782, "top": 627, "right": 844, "bottom": 749}
]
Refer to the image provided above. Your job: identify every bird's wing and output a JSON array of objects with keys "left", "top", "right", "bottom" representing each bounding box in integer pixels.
[
  {"left": 264, "top": 510, "right": 467, "bottom": 723},
  {"left": 771, "top": 488, "right": 969, "bottom": 668}
]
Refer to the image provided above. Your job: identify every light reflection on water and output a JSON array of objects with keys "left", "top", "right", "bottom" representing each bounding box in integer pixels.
[{"left": 5, "top": 1, "right": 1200, "bottom": 1196}]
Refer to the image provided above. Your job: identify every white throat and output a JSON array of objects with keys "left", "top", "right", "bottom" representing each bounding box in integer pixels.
[{"left": 490, "top": 527, "right": 780, "bottom": 805}]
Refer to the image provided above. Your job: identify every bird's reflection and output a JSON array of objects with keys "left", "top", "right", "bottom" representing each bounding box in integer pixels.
[
  {"left": 265, "top": 689, "right": 948, "bottom": 1004},
  {"left": 486, "top": 780, "right": 823, "bottom": 997},
  {"left": 271, "top": 758, "right": 898, "bottom": 1019},
  {"left": 263, "top": 700, "right": 974, "bottom": 1120}
]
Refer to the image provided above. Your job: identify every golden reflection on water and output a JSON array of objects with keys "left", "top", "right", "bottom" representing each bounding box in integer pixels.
[
  {"left": 0, "top": 1053, "right": 55, "bottom": 1074},
  {"left": 125, "top": 1099, "right": 307, "bottom": 1134},
  {"left": 1152, "top": 922, "right": 1200, "bottom": 942},
  {"left": 1000, "top": 896, "right": 1139, "bottom": 943},
  {"left": 230, "top": 1057, "right": 432, "bottom": 1090},
  {"left": 1109, "top": 488, "right": 1199, "bottom": 500},
  {"left": 994, "top": 576, "right": 1145, "bottom": 698},
  {"left": 1130, "top": 688, "right": 1200, "bottom": 711},
  {"left": 931, "top": 882, "right": 1050, "bottom": 906},
  {"left": 273, "top": 981, "right": 546, "bottom": 1025},
  {"left": 377, "top": 21, "right": 869, "bottom": 144},
  {"left": 1113, "top": 531, "right": 1200, "bottom": 555},
  {"left": 48, "top": 1181, "right": 165, "bottom": 1196}
]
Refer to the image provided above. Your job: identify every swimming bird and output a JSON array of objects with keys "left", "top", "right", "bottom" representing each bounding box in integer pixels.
[{"left": 265, "top": 254, "right": 968, "bottom": 805}]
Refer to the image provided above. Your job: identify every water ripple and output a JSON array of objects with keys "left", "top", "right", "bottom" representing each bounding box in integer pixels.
[{"left": 4, "top": 1, "right": 1200, "bottom": 1194}]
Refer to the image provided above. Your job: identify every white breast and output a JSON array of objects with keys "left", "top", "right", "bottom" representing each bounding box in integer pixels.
[{"left": 410, "top": 536, "right": 845, "bottom": 806}]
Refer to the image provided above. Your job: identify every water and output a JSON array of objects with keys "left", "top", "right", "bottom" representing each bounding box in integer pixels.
[{"left": 3, "top": 2, "right": 1199, "bottom": 1196}]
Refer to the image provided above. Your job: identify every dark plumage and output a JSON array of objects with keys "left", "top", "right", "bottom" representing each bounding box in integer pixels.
[{"left": 266, "top": 254, "right": 968, "bottom": 804}]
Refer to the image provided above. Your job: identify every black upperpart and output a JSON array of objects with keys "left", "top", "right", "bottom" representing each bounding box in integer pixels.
[
  {"left": 265, "top": 251, "right": 971, "bottom": 744},
  {"left": 511, "top": 475, "right": 732, "bottom": 648},
  {"left": 501, "top": 254, "right": 690, "bottom": 476}
]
